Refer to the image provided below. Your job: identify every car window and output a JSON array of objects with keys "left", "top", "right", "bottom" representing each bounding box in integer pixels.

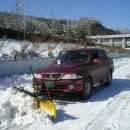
[
  {"left": 57, "top": 51, "right": 90, "bottom": 63},
  {"left": 79, "top": 51, "right": 90, "bottom": 62},
  {"left": 98, "top": 50, "right": 107, "bottom": 60},
  {"left": 93, "top": 50, "right": 99, "bottom": 59}
]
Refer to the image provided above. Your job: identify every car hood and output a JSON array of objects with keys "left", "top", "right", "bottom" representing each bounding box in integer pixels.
[{"left": 36, "top": 62, "right": 90, "bottom": 75}]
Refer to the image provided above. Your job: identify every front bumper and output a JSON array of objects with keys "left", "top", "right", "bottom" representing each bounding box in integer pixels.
[{"left": 33, "top": 78, "right": 84, "bottom": 93}]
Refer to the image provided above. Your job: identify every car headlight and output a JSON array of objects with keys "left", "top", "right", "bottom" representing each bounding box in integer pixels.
[
  {"left": 61, "top": 74, "right": 82, "bottom": 79},
  {"left": 34, "top": 73, "right": 42, "bottom": 79}
]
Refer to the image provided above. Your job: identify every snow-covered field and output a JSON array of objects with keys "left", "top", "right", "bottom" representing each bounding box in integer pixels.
[{"left": 0, "top": 40, "right": 130, "bottom": 130}]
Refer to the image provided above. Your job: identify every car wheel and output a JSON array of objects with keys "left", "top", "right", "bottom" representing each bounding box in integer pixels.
[
  {"left": 105, "top": 71, "right": 112, "bottom": 86},
  {"left": 79, "top": 78, "right": 92, "bottom": 100}
]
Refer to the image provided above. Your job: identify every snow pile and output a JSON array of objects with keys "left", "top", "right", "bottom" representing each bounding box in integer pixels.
[
  {"left": 0, "top": 74, "right": 32, "bottom": 90},
  {"left": 52, "top": 43, "right": 65, "bottom": 57},
  {"left": 0, "top": 74, "right": 52, "bottom": 128},
  {"left": 52, "top": 43, "right": 79, "bottom": 57},
  {"left": 0, "top": 40, "right": 21, "bottom": 56},
  {"left": 0, "top": 87, "right": 52, "bottom": 127},
  {"left": 113, "top": 57, "right": 130, "bottom": 69},
  {"left": 0, "top": 40, "right": 78, "bottom": 60}
]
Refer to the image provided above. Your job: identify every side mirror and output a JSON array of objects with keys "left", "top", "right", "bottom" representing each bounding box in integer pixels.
[
  {"left": 57, "top": 60, "right": 61, "bottom": 65},
  {"left": 93, "top": 58, "right": 101, "bottom": 64}
]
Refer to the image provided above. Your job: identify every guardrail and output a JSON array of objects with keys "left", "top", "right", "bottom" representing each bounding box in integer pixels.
[{"left": 0, "top": 58, "right": 52, "bottom": 78}]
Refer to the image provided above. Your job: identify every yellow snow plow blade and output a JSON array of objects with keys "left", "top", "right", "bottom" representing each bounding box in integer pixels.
[
  {"left": 13, "top": 87, "right": 56, "bottom": 119},
  {"left": 35, "top": 98, "right": 56, "bottom": 119}
]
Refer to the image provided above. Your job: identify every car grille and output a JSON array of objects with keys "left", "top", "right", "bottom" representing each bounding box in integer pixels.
[{"left": 42, "top": 73, "right": 62, "bottom": 80}]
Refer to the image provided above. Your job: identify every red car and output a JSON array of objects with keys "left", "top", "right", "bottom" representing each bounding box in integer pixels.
[{"left": 33, "top": 48, "right": 114, "bottom": 99}]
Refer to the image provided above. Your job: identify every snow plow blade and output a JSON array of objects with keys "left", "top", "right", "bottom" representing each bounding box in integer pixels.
[
  {"left": 13, "top": 87, "right": 56, "bottom": 119},
  {"left": 35, "top": 98, "right": 56, "bottom": 119}
]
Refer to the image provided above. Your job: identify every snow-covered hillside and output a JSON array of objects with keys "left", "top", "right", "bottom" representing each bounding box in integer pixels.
[{"left": 0, "top": 55, "right": 130, "bottom": 130}]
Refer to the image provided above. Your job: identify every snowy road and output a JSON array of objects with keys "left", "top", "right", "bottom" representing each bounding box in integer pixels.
[{"left": 0, "top": 57, "right": 130, "bottom": 130}]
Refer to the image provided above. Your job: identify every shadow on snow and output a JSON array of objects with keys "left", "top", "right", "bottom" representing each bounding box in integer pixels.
[{"left": 54, "top": 78, "right": 130, "bottom": 122}]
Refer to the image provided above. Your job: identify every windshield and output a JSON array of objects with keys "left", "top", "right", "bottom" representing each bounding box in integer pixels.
[{"left": 57, "top": 51, "right": 90, "bottom": 63}]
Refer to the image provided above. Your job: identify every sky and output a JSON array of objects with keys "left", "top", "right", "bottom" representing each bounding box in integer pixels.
[{"left": 0, "top": 0, "right": 130, "bottom": 30}]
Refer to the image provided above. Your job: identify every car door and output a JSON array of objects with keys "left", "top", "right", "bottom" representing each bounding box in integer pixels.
[
  {"left": 97, "top": 50, "right": 108, "bottom": 79},
  {"left": 91, "top": 50, "right": 103, "bottom": 83}
]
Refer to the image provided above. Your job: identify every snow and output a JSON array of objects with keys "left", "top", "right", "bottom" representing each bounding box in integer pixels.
[
  {"left": 0, "top": 77, "right": 52, "bottom": 130},
  {"left": 0, "top": 40, "right": 78, "bottom": 60},
  {"left": 0, "top": 40, "right": 21, "bottom": 55},
  {"left": 0, "top": 88, "right": 51, "bottom": 127},
  {"left": 0, "top": 41, "right": 130, "bottom": 130}
]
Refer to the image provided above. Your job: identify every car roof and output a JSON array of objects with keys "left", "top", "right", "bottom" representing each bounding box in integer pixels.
[{"left": 65, "top": 47, "right": 105, "bottom": 52}]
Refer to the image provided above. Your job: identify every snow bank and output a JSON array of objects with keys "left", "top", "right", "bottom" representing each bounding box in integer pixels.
[
  {"left": 0, "top": 40, "right": 78, "bottom": 60},
  {"left": 113, "top": 57, "right": 130, "bottom": 69},
  {"left": 52, "top": 43, "right": 78, "bottom": 57},
  {"left": 0, "top": 74, "right": 52, "bottom": 128},
  {"left": 0, "top": 40, "right": 21, "bottom": 56},
  {"left": 0, "top": 74, "right": 32, "bottom": 90},
  {"left": 0, "top": 87, "right": 52, "bottom": 127}
]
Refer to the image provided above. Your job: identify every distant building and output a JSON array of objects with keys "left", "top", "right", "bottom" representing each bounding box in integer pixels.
[{"left": 87, "top": 34, "right": 130, "bottom": 48}]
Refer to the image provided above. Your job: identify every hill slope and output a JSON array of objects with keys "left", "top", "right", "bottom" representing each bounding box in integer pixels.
[{"left": 0, "top": 11, "right": 119, "bottom": 42}]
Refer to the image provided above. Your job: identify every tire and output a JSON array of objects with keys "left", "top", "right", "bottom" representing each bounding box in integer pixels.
[
  {"left": 79, "top": 78, "right": 92, "bottom": 100},
  {"left": 104, "top": 71, "right": 112, "bottom": 86}
]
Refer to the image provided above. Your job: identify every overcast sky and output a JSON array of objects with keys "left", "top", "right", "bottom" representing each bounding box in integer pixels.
[{"left": 0, "top": 0, "right": 130, "bottom": 29}]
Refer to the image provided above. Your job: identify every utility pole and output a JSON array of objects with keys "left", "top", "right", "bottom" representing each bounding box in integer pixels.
[
  {"left": 23, "top": 0, "right": 26, "bottom": 40},
  {"left": 16, "top": 0, "right": 19, "bottom": 38},
  {"left": 15, "top": 0, "right": 23, "bottom": 40}
]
